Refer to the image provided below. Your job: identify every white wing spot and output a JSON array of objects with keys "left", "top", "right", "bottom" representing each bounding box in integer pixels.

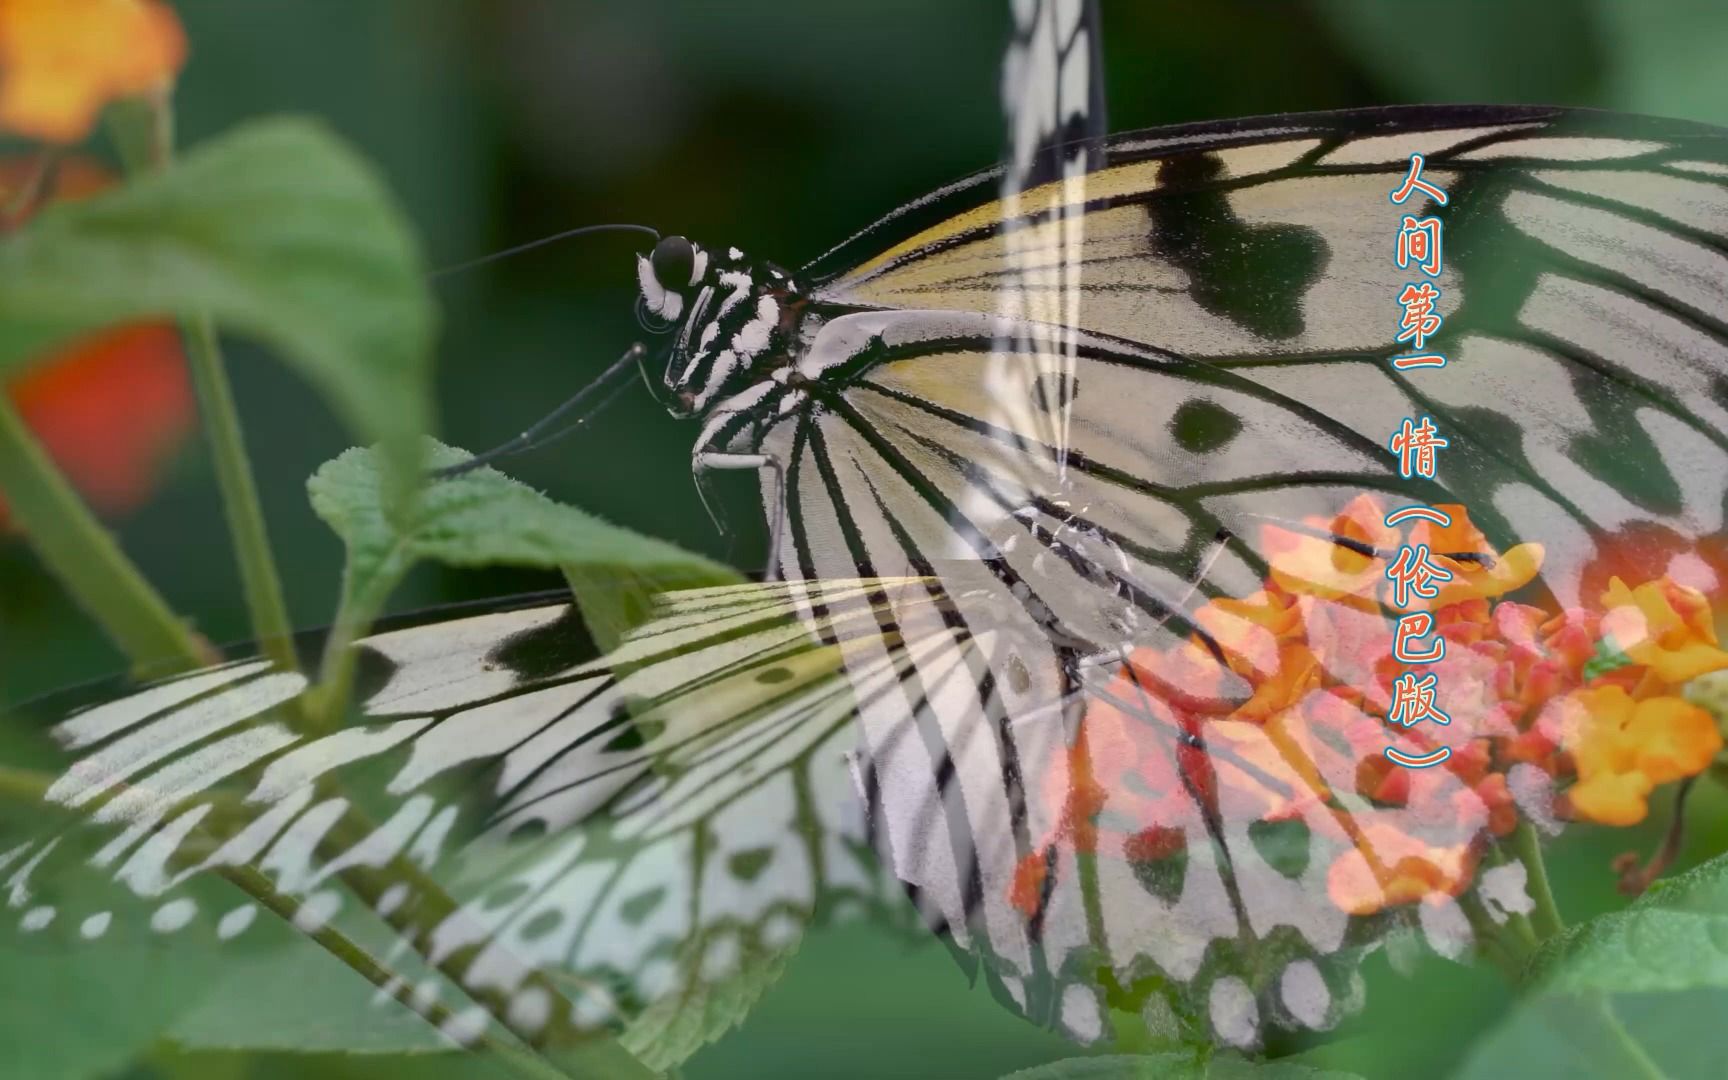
[
  {"left": 151, "top": 898, "right": 198, "bottom": 934},
  {"left": 19, "top": 906, "right": 55, "bottom": 933},
  {"left": 217, "top": 904, "right": 258, "bottom": 941},
  {"left": 1059, "top": 984, "right": 1104, "bottom": 1042},
  {"left": 439, "top": 1005, "right": 489, "bottom": 1046},
  {"left": 637, "top": 957, "right": 678, "bottom": 999},
  {"left": 412, "top": 978, "right": 442, "bottom": 1013},
  {"left": 293, "top": 890, "right": 343, "bottom": 934},
  {"left": 701, "top": 934, "right": 741, "bottom": 982},
  {"left": 571, "top": 986, "right": 618, "bottom": 1029},
  {"left": 1419, "top": 898, "right": 1474, "bottom": 959},
  {"left": 1279, "top": 960, "right": 1331, "bottom": 1029},
  {"left": 1478, "top": 863, "right": 1536, "bottom": 921},
  {"left": 372, "top": 975, "right": 404, "bottom": 1007},
  {"left": 1209, "top": 976, "right": 1260, "bottom": 1048},
  {"left": 80, "top": 911, "right": 113, "bottom": 940},
  {"left": 507, "top": 986, "right": 552, "bottom": 1034},
  {"left": 760, "top": 910, "right": 800, "bottom": 949},
  {"left": 376, "top": 882, "right": 411, "bottom": 917}
]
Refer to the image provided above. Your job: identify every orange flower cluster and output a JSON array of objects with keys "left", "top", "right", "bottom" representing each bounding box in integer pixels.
[
  {"left": 0, "top": 0, "right": 186, "bottom": 143},
  {"left": 1013, "top": 496, "right": 1727, "bottom": 925}
]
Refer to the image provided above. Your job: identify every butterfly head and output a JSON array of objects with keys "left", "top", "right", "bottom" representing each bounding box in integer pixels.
[{"left": 638, "top": 235, "right": 797, "bottom": 418}]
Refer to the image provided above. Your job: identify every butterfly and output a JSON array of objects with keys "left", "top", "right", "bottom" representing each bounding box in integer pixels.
[{"left": 9, "top": 0, "right": 1728, "bottom": 1064}]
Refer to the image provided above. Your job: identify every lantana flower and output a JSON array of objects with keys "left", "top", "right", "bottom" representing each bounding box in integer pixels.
[
  {"left": 0, "top": 0, "right": 187, "bottom": 143},
  {"left": 1598, "top": 576, "right": 1728, "bottom": 684},
  {"left": 1014, "top": 494, "right": 1728, "bottom": 935},
  {"left": 1552, "top": 686, "right": 1722, "bottom": 827}
]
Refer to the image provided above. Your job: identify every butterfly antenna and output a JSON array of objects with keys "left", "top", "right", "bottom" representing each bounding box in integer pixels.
[
  {"left": 434, "top": 343, "right": 644, "bottom": 479},
  {"left": 429, "top": 223, "right": 660, "bottom": 281}
]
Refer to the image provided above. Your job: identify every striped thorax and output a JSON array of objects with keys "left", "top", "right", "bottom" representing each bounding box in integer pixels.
[{"left": 639, "top": 234, "right": 807, "bottom": 419}]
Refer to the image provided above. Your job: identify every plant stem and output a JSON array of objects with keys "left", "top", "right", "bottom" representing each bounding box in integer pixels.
[
  {"left": 116, "top": 84, "right": 299, "bottom": 673},
  {"left": 306, "top": 542, "right": 415, "bottom": 732},
  {"left": 182, "top": 315, "right": 297, "bottom": 670},
  {"left": 0, "top": 147, "right": 59, "bottom": 225},
  {"left": 0, "top": 397, "right": 215, "bottom": 676},
  {"left": 1504, "top": 909, "right": 1539, "bottom": 954},
  {"left": 1591, "top": 994, "right": 1670, "bottom": 1080},
  {"left": 1457, "top": 891, "right": 1528, "bottom": 981},
  {"left": 1511, "top": 821, "right": 1564, "bottom": 941}
]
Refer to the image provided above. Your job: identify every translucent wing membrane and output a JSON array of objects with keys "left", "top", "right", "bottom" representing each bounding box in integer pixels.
[
  {"left": 810, "top": 106, "right": 1728, "bottom": 607},
  {"left": 12, "top": 106, "right": 1728, "bottom": 1062},
  {"left": 990, "top": 0, "right": 1107, "bottom": 487},
  {"left": 774, "top": 106, "right": 1728, "bottom": 1045},
  {"left": 3, "top": 584, "right": 939, "bottom": 1057}
]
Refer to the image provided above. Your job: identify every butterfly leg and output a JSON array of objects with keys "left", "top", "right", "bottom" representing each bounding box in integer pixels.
[{"left": 694, "top": 452, "right": 786, "bottom": 581}]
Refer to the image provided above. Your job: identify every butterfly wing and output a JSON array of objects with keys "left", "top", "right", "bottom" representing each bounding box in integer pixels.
[
  {"left": 760, "top": 311, "right": 1486, "bottom": 1042},
  {"left": 809, "top": 105, "right": 1728, "bottom": 603},
  {"left": 2, "top": 583, "right": 940, "bottom": 1058},
  {"left": 766, "top": 105, "right": 1728, "bottom": 1045},
  {"left": 990, "top": 0, "right": 1108, "bottom": 478}
]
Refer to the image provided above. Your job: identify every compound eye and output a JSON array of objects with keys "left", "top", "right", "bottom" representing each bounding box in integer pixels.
[{"left": 650, "top": 235, "right": 697, "bottom": 290}]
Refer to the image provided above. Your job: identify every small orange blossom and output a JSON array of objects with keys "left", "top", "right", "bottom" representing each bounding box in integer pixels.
[{"left": 0, "top": 0, "right": 186, "bottom": 143}]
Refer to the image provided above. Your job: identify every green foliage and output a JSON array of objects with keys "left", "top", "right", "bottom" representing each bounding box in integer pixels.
[
  {"left": 619, "top": 937, "right": 799, "bottom": 1071},
  {"left": 166, "top": 940, "right": 449, "bottom": 1055},
  {"left": 0, "top": 117, "right": 435, "bottom": 489},
  {"left": 1533, "top": 853, "right": 1728, "bottom": 994},
  {"left": 1450, "top": 853, "right": 1728, "bottom": 1079},
  {"left": 150, "top": 1042, "right": 661, "bottom": 1080},
  {"left": 1001, "top": 1052, "right": 1362, "bottom": 1079},
  {"left": 0, "top": 831, "right": 297, "bottom": 1080},
  {"left": 0, "top": 940, "right": 237, "bottom": 1080},
  {"left": 308, "top": 439, "right": 741, "bottom": 640}
]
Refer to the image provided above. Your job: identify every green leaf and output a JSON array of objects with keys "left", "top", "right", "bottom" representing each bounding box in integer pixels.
[
  {"left": 1531, "top": 852, "right": 1728, "bottom": 994},
  {"left": 167, "top": 939, "right": 447, "bottom": 1055},
  {"left": 308, "top": 440, "right": 741, "bottom": 638},
  {"left": 1002, "top": 1052, "right": 1362, "bottom": 1080},
  {"left": 1454, "top": 854, "right": 1728, "bottom": 1080},
  {"left": 564, "top": 559, "right": 749, "bottom": 654},
  {"left": 1452, "top": 990, "right": 1725, "bottom": 1080},
  {"left": 0, "top": 822, "right": 291, "bottom": 1080},
  {"left": 0, "top": 939, "right": 233, "bottom": 1080},
  {"left": 0, "top": 116, "right": 435, "bottom": 487},
  {"left": 166, "top": 933, "right": 660, "bottom": 1078},
  {"left": 152, "top": 1043, "right": 661, "bottom": 1080},
  {"left": 617, "top": 936, "right": 798, "bottom": 1072}
]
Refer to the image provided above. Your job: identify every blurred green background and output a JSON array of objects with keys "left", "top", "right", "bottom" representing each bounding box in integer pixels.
[{"left": 4, "top": 2, "right": 1728, "bottom": 1077}]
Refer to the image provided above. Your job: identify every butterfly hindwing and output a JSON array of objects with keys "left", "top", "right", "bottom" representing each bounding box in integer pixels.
[{"left": 3, "top": 585, "right": 932, "bottom": 1056}]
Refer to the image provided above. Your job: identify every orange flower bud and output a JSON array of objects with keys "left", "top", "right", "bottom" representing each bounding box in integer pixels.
[
  {"left": 1600, "top": 577, "right": 1728, "bottom": 684},
  {"left": 1558, "top": 686, "right": 1723, "bottom": 825},
  {"left": 0, "top": 155, "right": 192, "bottom": 527}
]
